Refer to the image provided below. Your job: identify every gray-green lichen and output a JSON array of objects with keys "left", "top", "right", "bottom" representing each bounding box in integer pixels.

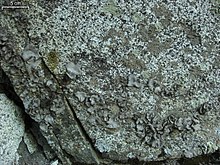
[
  {"left": 101, "top": 0, "right": 121, "bottom": 16},
  {"left": 0, "top": 0, "right": 219, "bottom": 164}
]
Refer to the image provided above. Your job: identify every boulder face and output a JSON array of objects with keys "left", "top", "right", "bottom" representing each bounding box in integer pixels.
[
  {"left": 0, "top": 93, "right": 25, "bottom": 165},
  {"left": 0, "top": 0, "right": 219, "bottom": 164}
]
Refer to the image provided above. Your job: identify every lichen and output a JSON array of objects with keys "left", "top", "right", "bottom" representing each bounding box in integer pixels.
[
  {"left": 66, "top": 62, "right": 82, "bottom": 79},
  {"left": 101, "top": 0, "right": 121, "bottom": 16},
  {"left": 2, "top": 0, "right": 219, "bottom": 163},
  {"left": 46, "top": 50, "right": 59, "bottom": 72},
  {"left": 132, "top": 12, "right": 143, "bottom": 23}
]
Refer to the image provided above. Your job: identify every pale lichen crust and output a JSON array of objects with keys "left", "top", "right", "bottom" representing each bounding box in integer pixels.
[{"left": 0, "top": 0, "right": 219, "bottom": 164}]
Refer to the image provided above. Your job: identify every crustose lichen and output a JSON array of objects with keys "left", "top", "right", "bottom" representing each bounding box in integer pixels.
[{"left": 46, "top": 50, "right": 59, "bottom": 72}]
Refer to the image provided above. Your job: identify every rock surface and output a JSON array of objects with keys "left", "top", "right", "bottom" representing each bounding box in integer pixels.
[
  {"left": 0, "top": 93, "right": 24, "bottom": 164},
  {"left": 0, "top": 0, "right": 219, "bottom": 164}
]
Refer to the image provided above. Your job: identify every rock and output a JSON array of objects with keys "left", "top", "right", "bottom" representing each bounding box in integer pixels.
[
  {"left": 0, "top": 0, "right": 219, "bottom": 164},
  {"left": 0, "top": 69, "right": 56, "bottom": 165},
  {"left": 0, "top": 94, "right": 25, "bottom": 164}
]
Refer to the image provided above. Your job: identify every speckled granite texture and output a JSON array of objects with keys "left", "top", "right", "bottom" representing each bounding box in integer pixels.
[
  {"left": 0, "top": 94, "right": 24, "bottom": 164},
  {"left": 0, "top": 0, "right": 219, "bottom": 164}
]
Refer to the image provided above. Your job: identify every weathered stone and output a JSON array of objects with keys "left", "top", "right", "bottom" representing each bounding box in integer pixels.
[
  {"left": 0, "top": 0, "right": 219, "bottom": 164},
  {"left": 0, "top": 94, "right": 25, "bottom": 164}
]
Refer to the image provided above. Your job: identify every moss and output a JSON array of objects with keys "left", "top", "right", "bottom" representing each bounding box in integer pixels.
[{"left": 46, "top": 50, "right": 59, "bottom": 72}]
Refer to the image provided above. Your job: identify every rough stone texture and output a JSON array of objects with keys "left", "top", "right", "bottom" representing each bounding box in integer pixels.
[
  {"left": 0, "top": 0, "right": 219, "bottom": 164},
  {"left": 0, "top": 94, "right": 24, "bottom": 165},
  {"left": 0, "top": 68, "right": 57, "bottom": 164}
]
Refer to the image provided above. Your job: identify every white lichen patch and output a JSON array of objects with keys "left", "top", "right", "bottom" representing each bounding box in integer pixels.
[
  {"left": 75, "top": 91, "right": 87, "bottom": 102},
  {"left": 127, "top": 74, "right": 140, "bottom": 88},
  {"left": 21, "top": 45, "right": 42, "bottom": 80},
  {"left": 0, "top": 94, "right": 25, "bottom": 164},
  {"left": 22, "top": 50, "right": 37, "bottom": 62},
  {"left": 66, "top": 62, "right": 82, "bottom": 79}
]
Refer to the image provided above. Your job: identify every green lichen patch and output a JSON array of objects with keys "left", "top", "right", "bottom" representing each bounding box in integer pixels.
[
  {"left": 46, "top": 50, "right": 59, "bottom": 72},
  {"left": 152, "top": 3, "right": 173, "bottom": 27},
  {"left": 103, "top": 28, "right": 119, "bottom": 41},
  {"left": 122, "top": 53, "right": 145, "bottom": 71},
  {"left": 138, "top": 24, "right": 159, "bottom": 42},
  {"left": 132, "top": 12, "right": 143, "bottom": 23},
  {"left": 101, "top": 0, "right": 121, "bottom": 16}
]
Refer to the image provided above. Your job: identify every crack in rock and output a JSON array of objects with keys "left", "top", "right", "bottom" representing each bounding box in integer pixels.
[{"left": 41, "top": 58, "right": 102, "bottom": 164}]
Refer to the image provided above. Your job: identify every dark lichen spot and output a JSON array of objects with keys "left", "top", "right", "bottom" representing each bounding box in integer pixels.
[{"left": 46, "top": 50, "right": 59, "bottom": 72}]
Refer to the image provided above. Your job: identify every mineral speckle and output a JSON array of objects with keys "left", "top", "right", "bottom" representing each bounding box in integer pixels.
[{"left": 0, "top": 0, "right": 219, "bottom": 164}]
